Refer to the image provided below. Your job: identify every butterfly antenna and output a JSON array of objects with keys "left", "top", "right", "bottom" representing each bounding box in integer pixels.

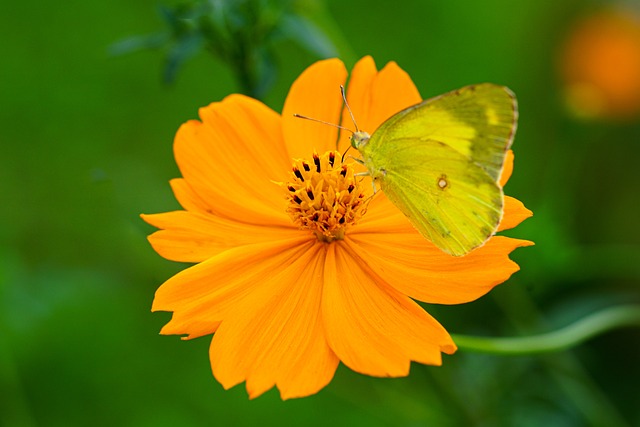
[
  {"left": 340, "top": 85, "right": 360, "bottom": 132},
  {"left": 292, "top": 114, "right": 354, "bottom": 134},
  {"left": 295, "top": 86, "right": 361, "bottom": 160}
]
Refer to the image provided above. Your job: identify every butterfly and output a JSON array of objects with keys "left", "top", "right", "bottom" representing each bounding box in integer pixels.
[{"left": 349, "top": 84, "right": 518, "bottom": 256}]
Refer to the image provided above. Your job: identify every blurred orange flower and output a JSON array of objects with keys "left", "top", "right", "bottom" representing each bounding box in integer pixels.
[
  {"left": 560, "top": 8, "right": 640, "bottom": 119},
  {"left": 142, "top": 56, "right": 533, "bottom": 399}
]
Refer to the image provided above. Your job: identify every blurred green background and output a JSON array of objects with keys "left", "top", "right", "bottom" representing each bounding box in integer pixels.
[{"left": 2, "top": 0, "right": 640, "bottom": 426}]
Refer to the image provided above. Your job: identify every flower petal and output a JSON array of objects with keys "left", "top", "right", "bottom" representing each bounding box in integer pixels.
[
  {"left": 355, "top": 191, "right": 410, "bottom": 230},
  {"left": 499, "top": 196, "right": 533, "bottom": 231},
  {"left": 499, "top": 149, "right": 514, "bottom": 187},
  {"left": 339, "top": 56, "right": 422, "bottom": 150},
  {"left": 282, "top": 58, "right": 348, "bottom": 158},
  {"left": 497, "top": 150, "right": 533, "bottom": 230},
  {"left": 210, "top": 242, "right": 339, "bottom": 399},
  {"left": 152, "top": 236, "right": 312, "bottom": 340},
  {"left": 141, "top": 211, "right": 300, "bottom": 262},
  {"left": 174, "top": 94, "right": 290, "bottom": 224},
  {"left": 169, "top": 178, "right": 213, "bottom": 213},
  {"left": 345, "top": 232, "right": 533, "bottom": 305},
  {"left": 322, "top": 242, "right": 456, "bottom": 377}
]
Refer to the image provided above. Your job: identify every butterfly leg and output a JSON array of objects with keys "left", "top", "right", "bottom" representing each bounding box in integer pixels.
[
  {"left": 346, "top": 155, "right": 378, "bottom": 194},
  {"left": 354, "top": 171, "right": 377, "bottom": 195}
]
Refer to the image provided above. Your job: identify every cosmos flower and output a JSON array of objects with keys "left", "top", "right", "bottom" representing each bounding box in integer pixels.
[
  {"left": 142, "top": 56, "right": 533, "bottom": 399},
  {"left": 559, "top": 8, "right": 640, "bottom": 119}
]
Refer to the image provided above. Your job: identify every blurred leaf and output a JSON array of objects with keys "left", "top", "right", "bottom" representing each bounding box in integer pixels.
[
  {"left": 111, "top": 0, "right": 352, "bottom": 98},
  {"left": 163, "top": 33, "right": 203, "bottom": 83},
  {"left": 279, "top": 13, "right": 338, "bottom": 57}
]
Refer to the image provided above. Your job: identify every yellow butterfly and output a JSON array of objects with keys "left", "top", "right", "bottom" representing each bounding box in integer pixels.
[{"left": 349, "top": 84, "right": 518, "bottom": 256}]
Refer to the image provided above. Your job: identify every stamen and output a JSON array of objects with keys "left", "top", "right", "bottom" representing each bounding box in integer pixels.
[
  {"left": 280, "top": 151, "right": 369, "bottom": 242},
  {"left": 313, "top": 153, "right": 321, "bottom": 172}
]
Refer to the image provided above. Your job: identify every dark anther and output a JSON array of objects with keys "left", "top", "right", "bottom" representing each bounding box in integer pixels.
[
  {"left": 302, "top": 162, "right": 310, "bottom": 172},
  {"left": 293, "top": 195, "right": 303, "bottom": 204},
  {"left": 347, "top": 184, "right": 354, "bottom": 193},
  {"left": 313, "top": 154, "right": 321, "bottom": 172},
  {"left": 329, "top": 152, "right": 335, "bottom": 167},
  {"left": 339, "top": 216, "right": 346, "bottom": 224},
  {"left": 312, "top": 212, "right": 319, "bottom": 221},
  {"left": 287, "top": 185, "right": 296, "bottom": 192},
  {"left": 293, "top": 167, "right": 304, "bottom": 182},
  {"left": 306, "top": 189, "right": 314, "bottom": 200},
  {"left": 340, "top": 166, "right": 347, "bottom": 177}
]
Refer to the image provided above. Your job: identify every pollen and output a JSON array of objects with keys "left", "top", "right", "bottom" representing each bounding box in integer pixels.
[{"left": 281, "top": 151, "right": 367, "bottom": 242}]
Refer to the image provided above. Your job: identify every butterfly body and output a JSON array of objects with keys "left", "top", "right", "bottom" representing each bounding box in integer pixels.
[{"left": 350, "top": 83, "right": 517, "bottom": 256}]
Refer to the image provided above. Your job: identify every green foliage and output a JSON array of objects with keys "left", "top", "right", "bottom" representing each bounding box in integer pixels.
[{"left": 111, "top": 0, "right": 342, "bottom": 98}]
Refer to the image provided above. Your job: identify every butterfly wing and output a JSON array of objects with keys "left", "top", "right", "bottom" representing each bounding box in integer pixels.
[
  {"left": 356, "top": 83, "right": 516, "bottom": 256},
  {"left": 370, "top": 138, "right": 503, "bottom": 256},
  {"left": 365, "top": 83, "right": 517, "bottom": 182}
]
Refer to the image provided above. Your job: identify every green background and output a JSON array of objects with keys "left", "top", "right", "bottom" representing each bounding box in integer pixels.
[{"left": 2, "top": 0, "right": 639, "bottom": 426}]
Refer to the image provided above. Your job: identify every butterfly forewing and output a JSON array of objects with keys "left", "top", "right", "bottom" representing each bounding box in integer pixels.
[{"left": 366, "top": 84, "right": 517, "bottom": 182}]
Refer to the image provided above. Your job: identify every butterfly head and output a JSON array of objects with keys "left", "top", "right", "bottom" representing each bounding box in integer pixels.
[{"left": 350, "top": 131, "right": 370, "bottom": 149}]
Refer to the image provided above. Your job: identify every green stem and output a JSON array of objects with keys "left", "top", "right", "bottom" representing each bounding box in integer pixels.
[
  {"left": 452, "top": 304, "right": 640, "bottom": 355},
  {"left": 492, "top": 286, "right": 631, "bottom": 427}
]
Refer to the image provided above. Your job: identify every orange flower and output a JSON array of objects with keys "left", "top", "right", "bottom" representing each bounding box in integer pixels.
[
  {"left": 559, "top": 8, "right": 640, "bottom": 119},
  {"left": 142, "top": 56, "right": 533, "bottom": 399}
]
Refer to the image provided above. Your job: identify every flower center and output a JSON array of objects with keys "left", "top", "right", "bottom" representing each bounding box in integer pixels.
[{"left": 282, "top": 151, "right": 367, "bottom": 242}]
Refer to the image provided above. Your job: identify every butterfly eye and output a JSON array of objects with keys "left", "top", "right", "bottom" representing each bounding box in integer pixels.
[{"left": 350, "top": 131, "right": 371, "bottom": 149}]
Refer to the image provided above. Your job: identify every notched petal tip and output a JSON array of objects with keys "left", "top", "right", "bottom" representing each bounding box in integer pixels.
[{"left": 499, "top": 196, "right": 533, "bottom": 231}]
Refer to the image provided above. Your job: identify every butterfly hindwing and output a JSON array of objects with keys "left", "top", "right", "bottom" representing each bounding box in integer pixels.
[{"left": 368, "top": 138, "right": 503, "bottom": 256}]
